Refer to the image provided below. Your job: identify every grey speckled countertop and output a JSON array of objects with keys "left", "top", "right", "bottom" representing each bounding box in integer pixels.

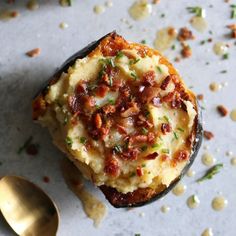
[{"left": 0, "top": 0, "right": 236, "bottom": 236}]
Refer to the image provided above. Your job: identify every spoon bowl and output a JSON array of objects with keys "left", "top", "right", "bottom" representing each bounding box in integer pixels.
[{"left": 0, "top": 176, "right": 59, "bottom": 236}]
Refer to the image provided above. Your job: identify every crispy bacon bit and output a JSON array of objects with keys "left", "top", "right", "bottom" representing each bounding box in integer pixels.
[
  {"left": 197, "top": 94, "right": 204, "bottom": 100},
  {"left": 160, "top": 76, "right": 172, "bottom": 90},
  {"left": 76, "top": 83, "right": 87, "bottom": 94},
  {"left": 68, "top": 95, "right": 80, "bottom": 114},
  {"left": 161, "top": 91, "right": 175, "bottom": 103},
  {"left": 168, "top": 27, "right": 177, "bottom": 37},
  {"left": 121, "top": 102, "right": 140, "bottom": 117},
  {"left": 94, "top": 113, "right": 102, "bottom": 129},
  {"left": 26, "top": 48, "right": 41, "bottom": 57},
  {"left": 145, "top": 152, "right": 158, "bottom": 160},
  {"left": 181, "top": 44, "right": 192, "bottom": 58},
  {"left": 83, "top": 95, "right": 95, "bottom": 109},
  {"left": 178, "top": 27, "right": 194, "bottom": 41},
  {"left": 102, "top": 104, "right": 116, "bottom": 114},
  {"left": 121, "top": 148, "right": 140, "bottom": 161},
  {"left": 142, "top": 71, "right": 156, "bottom": 86},
  {"left": 104, "top": 156, "right": 120, "bottom": 177},
  {"left": 173, "top": 150, "right": 189, "bottom": 163},
  {"left": 140, "top": 87, "right": 159, "bottom": 103},
  {"left": 132, "top": 135, "right": 148, "bottom": 143},
  {"left": 136, "top": 166, "right": 143, "bottom": 177},
  {"left": 116, "top": 124, "right": 127, "bottom": 135},
  {"left": 101, "top": 36, "right": 126, "bottom": 57},
  {"left": 111, "top": 79, "right": 123, "bottom": 91},
  {"left": 147, "top": 132, "right": 155, "bottom": 143},
  {"left": 95, "top": 85, "right": 110, "bottom": 97},
  {"left": 217, "top": 105, "right": 228, "bottom": 117},
  {"left": 137, "top": 115, "right": 153, "bottom": 128},
  {"left": 161, "top": 123, "right": 172, "bottom": 134},
  {"left": 227, "top": 24, "right": 236, "bottom": 38},
  {"left": 119, "top": 85, "right": 131, "bottom": 98},
  {"left": 203, "top": 130, "right": 214, "bottom": 140},
  {"left": 160, "top": 154, "right": 169, "bottom": 162}
]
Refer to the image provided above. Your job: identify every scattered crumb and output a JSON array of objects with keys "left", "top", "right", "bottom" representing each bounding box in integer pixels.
[
  {"left": 197, "top": 94, "right": 204, "bottom": 100},
  {"left": 217, "top": 105, "right": 228, "bottom": 117},
  {"left": 26, "top": 48, "right": 41, "bottom": 57},
  {"left": 43, "top": 176, "right": 50, "bottom": 183},
  {"left": 177, "top": 27, "right": 195, "bottom": 41},
  {"left": 204, "top": 130, "right": 214, "bottom": 140}
]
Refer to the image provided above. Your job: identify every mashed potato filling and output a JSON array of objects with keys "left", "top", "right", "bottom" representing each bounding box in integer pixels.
[{"left": 38, "top": 49, "right": 196, "bottom": 194}]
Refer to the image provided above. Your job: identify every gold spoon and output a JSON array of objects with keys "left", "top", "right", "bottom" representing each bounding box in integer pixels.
[{"left": 0, "top": 176, "right": 59, "bottom": 236}]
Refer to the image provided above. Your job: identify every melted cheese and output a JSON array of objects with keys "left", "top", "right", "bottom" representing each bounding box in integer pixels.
[{"left": 38, "top": 49, "right": 197, "bottom": 194}]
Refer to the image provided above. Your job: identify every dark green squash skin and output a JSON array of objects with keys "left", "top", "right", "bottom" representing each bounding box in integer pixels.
[{"left": 35, "top": 32, "right": 203, "bottom": 208}]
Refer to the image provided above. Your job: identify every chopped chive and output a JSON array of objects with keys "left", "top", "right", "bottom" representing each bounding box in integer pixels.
[
  {"left": 141, "top": 164, "right": 146, "bottom": 167},
  {"left": 65, "top": 136, "right": 73, "bottom": 147},
  {"left": 63, "top": 116, "right": 68, "bottom": 125},
  {"left": 177, "top": 127, "right": 184, "bottom": 132},
  {"left": 80, "top": 137, "right": 87, "bottom": 144},
  {"left": 186, "top": 6, "right": 203, "bottom": 17},
  {"left": 200, "top": 40, "right": 205, "bottom": 45},
  {"left": 116, "top": 51, "right": 124, "bottom": 59},
  {"left": 17, "top": 136, "right": 33, "bottom": 154},
  {"left": 113, "top": 144, "right": 122, "bottom": 154},
  {"left": 156, "top": 66, "right": 163, "bottom": 73},
  {"left": 141, "top": 145, "right": 148, "bottom": 152},
  {"left": 152, "top": 143, "right": 161, "bottom": 148},
  {"left": 130, "top": 72, "right": 138, "bottom": 80},
  {"left": 67, "top": 0, "right": 72, "bottom": 6},
  {"left": 161, "top": 148, "right": 169, "bottom": 154},
  {"left": 141, "top": 127, "right": 148, "bottom": 135},
  {"left": 173, "top": 132, "right": 179, "bottom": 140},
  {"left": 160, "top": 13, "right": 165, "bottom": 18},
  {"left": 140, "top": 40, "right": 146, "bottom": 44},
  {"left": 231, "top": 5, "right": 236, "bottom": 19},
  {"left": 130, "top": 172, "right": 136, "bottom": 177},
  {"left": 197, "top": 163, "right": 223, "bottom": 183},
  {"left": 109, "top": 76, "right": 113, "bottom": 86},
  {"left": 144, "top": 110, "right": 150, "bottom": 117},
  {"left": 220, "top": 70, "right": 227, "bottom": 74},
  {"left": 163, "top": 115, "right": 169, "bottom": 123},
  {"left": 108, "top": 98, "right": 115, "bottom": 105},
  {"left": 171, "top": 45, "right": 176, "bottom": 50},
  {"left": 129, "top": 58, "right": 140, "bottom": 65}
]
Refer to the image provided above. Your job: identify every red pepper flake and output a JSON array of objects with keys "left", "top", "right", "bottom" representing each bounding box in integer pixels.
[
  {"left": 160, "top": 75, "right": 171, "bottom": 90},
  {"left": 43, "top": 176, "right": 50, "bottom": 183},
  {"left": 217, "top": 105, "right": 228, "bottom": 117},
  {"left": 136, "top": 166, "right": 143, "bottom": 177},
  {"left": 26, "top": 48, "right": 41, "bottom": 57},
  {"left": 145, "top": 152, "right": 158, "bottom": 160},
  {"left": 161, "top": 123, "right": 172, "bottom": 134},
  {"left": 203, "top": 130, "right": 214, "bottom": 140}
]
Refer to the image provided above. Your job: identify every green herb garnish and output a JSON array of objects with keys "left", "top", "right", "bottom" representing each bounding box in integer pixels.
[
  {"left": 160, "top": 13, "right": 165, "bottom": 18},
  {"left": 171, "top": 45, "right": 176, "bottom": 50},
  {"left": 187, "top": 6, "right": 203, "bottom": 17},
  {"left": 65, "top": 136, "right": 73, "bottom": 147},
  {"left": 141, "top": 127, "right": 148, "bottom": 135},
  {"left": 129, "top": 58, "right": 140, "bottom": 65},
  {"left": 161, "top": 148, "right": 169, "bottom": 154},
  {"left": 18, "top": 136, "right": 33, "bottom": 154},
  {"left": 197, "top": 163, "right": 223, "bottom": 183},
  {"left": 140, "top": 39, "right": 146, "bottom": 44},
  {"left": 141, "top": 145, "right": 148, "bottom": 152},
  {"left": 231, "top": 5, "right": 236, "bottom": 19},
  {"left": 177, "top": 127, "right": 184, "bottom": 132},
  {"left": 113, "top": 144, "right": 122, "bottom": 154},
  {"left": 130, "top": 172, "right": 136, "bottom": 177},
  {"left": 152, "top": 143, "right": 161, "bottom": 149},
  {"left": 163, "top": 115, "right": 169, "bottom": 123},
  {"left": 220, "top": 70, "right": 227, "bottom": 74},
  {"left": 80, "top": 137, "right": 87, "bottom": 144},
  {"left": 63, "top": 116, "right": 68, "bottom": 125},
  {"left": 108, "top": 98, "right": 115, "bottom": 105},
  {"left": 173, "top": 132, "right": 179, "bottom": 140},
  {"left": 130, "top": 72, "right": 138, "bottom": 80},
  {"left": 223, "top": 53, "right": 229, "bottom": 60},
  {"left": 116, "top": 51, "right": 124, "bottom": 59},
  {"left": 157, "top": 66, "right": 163, "bottom": 73}
]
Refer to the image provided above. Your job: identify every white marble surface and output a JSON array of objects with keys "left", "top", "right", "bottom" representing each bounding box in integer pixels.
[{"left": 0, "top": 0, "right": 236, "bottom": 236}]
